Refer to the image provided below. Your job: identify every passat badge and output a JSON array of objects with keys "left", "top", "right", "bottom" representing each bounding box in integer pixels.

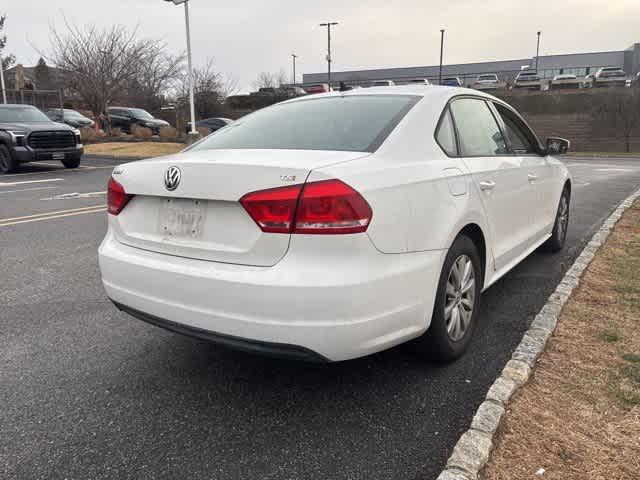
[{"left": 164, "top": 166, "right": 181, "bottom": 191}]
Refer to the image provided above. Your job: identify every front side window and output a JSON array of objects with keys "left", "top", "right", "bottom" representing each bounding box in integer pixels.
[
  {"left": 129, "top": 108, "right": 154, "bottom": 120},
  {"left": 189, "top": 95, "right": 419, "bottom": 153},
  {"left": 435, "top": 107, "right": 457, "bottom": 156},
  {"left": 449, "top": 98, "right": 507, "bottom": 156},
  {"left": 494, "top": 104, "right": 538, "bottom": 154}
]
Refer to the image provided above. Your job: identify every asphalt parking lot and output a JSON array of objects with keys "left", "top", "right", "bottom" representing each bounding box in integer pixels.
[{"left": 1, "top": 156, "right": 640, "bottom": 480}]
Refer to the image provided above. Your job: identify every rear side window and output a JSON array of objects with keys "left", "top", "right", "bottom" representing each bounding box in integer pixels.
[
  {"left": 435, "top": 107, "right": 457, "bottom": 156},
  {"left": 189, "top": 95, "right": 419, "bottom": 153},
  {"left": 450, "top": 98, "right": 507, "bottom": 156}
]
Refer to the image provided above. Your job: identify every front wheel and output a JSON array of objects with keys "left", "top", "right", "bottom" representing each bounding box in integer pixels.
[
  {"left": 0, "top": 144, "right": 19, "bottom": 174},
  {"left": 62, "top": 157, "right": 81, "bottom": 169},
  {"left": 542, "top": 187, "right": 570, "bottom": 252},
  {"left": 413, "top": 235, "right": 483, "bottom": 362}
]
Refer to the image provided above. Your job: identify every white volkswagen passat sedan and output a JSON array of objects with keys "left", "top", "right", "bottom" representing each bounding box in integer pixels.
[{"left": 99, "top": 87, "right": 571, "bottom": 363}]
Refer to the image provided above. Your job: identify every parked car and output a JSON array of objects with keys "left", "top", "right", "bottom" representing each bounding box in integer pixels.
[
  {"left": 0, "top": 104, "right": 83, "bottom": 173},
  {"left": 46, "top": 108, "right": 95, "bottom": 129},
  {"left": 186, "top": 117, "right": 233, "bottom": 135},
  {"left": 100, "top": 86, "right": 572, "bottom": 363},
  {"left": 583, "top": 73, "right": 596, "bottom": 88},
  {"left": 407, "top": 78, "right": 431, "bottom": 85},
  {"left": 472, "top": 74, "right": 504, "bottom": 91},
  {"left": 513, "top": 71, "right": 542, "bottom": 90},
  {"left": 594, "top": 67, "right": 627, "bottom": 87},
  {"left": 282, "top": 86, "right": 308, "bottom": 97},
  {"left": 107, "top": 107, "right": 170, "bottom": 134},
  {"left": 441, "top": 77, "right": 463, "bottom": 87},
  {"left": 550, "top": 74, "right": 581, "bottom": 89},
  {"left": 304, "top": 84, "right": 330, "bottom": 94},
  {"left": 370, "top": 80, "right": 396, "bottom": 87}
]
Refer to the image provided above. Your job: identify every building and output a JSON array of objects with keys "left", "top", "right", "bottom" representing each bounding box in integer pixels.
[{"left": 303, "top": 43, "right": 640, "bottom": 87}]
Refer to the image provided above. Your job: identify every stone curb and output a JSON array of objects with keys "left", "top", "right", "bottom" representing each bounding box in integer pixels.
[{"left": 436, "top": 187, "right": 640, "bottom": 480}]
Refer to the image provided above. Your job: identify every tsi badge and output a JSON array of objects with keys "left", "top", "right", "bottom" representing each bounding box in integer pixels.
[{"left": 164, "top": 166, "right": 182, "bottom": 191}]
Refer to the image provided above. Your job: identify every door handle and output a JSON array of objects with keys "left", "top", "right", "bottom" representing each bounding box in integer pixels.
[
  {"left": 479, "top": 180, "right": 496, "bottom": 191},
  {"left": 528, "top": 173, "right": 539, "bottom": 182}
]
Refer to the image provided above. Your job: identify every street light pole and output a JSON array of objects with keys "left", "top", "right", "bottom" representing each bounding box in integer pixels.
[
  {"left": 165, "top": 0, "right": 197, "bottom": 136},
  {"left": 291, "top": 54, "right": 298, "bottom": 86},
  {"left": 320, "top": 22, "right": 338, "bottom": 89},
  {"left": 439, "top": 29, "right": 445, "bottom": 85},
  {"left": 0, "top": 55, "right": 7, "bottom": 104},
  {"left": 535, "top": 31, "right": 541, "bottom": 73}
]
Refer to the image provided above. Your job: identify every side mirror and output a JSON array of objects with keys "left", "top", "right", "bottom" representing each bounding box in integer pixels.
[{"left": 545, "top": 137, "right": 570, "bottom": 155}]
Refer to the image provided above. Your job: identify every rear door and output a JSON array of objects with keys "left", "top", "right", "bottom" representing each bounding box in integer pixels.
[{"left": 450, "top": 97, "right": 531, "bottom": 271}]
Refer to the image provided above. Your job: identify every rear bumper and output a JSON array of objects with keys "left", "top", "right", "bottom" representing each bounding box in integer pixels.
[
  {"left": 99, "top": 231, "right": 445, "bottom": 362},
  {"left": 11, "top": 145, "right": 84, "bottom": 163},
  {"left": 113, "top": 301, "right": 330, "bottom": 362}
]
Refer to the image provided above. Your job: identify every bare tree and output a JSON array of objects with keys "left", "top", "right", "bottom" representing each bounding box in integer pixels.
[
  {"left": 175, "top": 58, "right": 228, "bottom": 120},
  {"left": 125, "top": 43, "right": 185, "bottom": 112},
  {"left": 596, "top": 89, "right": 640, "bottom": 153},
  {"left": 252, "top": 68, "right": 288, "bottom": 90},
  {"left": 253, "top": 72, "right": 276, "bottom": 90},
  {"left": 218, "top": 74, "right": 239, "bottom": 100},
  {"left": 48, "top": 21, "right": 166, "bottom": 123},
  {"left": 0, "top": 15, "right": 15, "bottom": 71}
]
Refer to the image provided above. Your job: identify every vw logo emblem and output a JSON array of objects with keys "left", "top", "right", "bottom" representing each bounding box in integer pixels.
[{"left": 164, "top": 166, "right": 181, "bottom": 191}]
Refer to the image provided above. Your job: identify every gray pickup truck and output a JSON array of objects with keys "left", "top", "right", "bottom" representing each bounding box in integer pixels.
[{"left": 0, "top": 104, "right": 84, "bottom": 174}]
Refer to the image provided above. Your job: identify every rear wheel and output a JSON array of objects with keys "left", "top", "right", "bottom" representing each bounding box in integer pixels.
[
  {"left": 542, "top": 187, "right": 570, "bottom": 252},
  {"left": 62, "top": 157, "right": 81, "bottom": 169},
  {"left": 413, "top": 235, "right": 482, "bottom": 362},
  {"left": 0, "top": 144, "right": 19, "bottom": 174}
]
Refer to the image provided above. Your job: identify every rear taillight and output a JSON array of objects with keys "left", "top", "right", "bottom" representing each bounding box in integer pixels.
[
  {"left": 239, "top": 184, "right": 302, "bottom": 233},
  {"left": 107, "top": 177, "right": 133, "bottom": 216},
  {"left": 240, "top": 179, "right": 372, "bottom": 235}
]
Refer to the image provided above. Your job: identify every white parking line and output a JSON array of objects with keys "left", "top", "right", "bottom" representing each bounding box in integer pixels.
[
  {"left": 0, "top": 205, "right": 107, "bottom": 227},
  {"left": 41, "top": 191, "right": 106, "bottom": 200},
  {"left": 1, "top": 165, "right": 114, "bottom": 178},
  {"left": 0, "top": 178, "right": 64, "bottom": 187},
  {"left": 0, "top": 186, "right": 58, "bottom": 195}
]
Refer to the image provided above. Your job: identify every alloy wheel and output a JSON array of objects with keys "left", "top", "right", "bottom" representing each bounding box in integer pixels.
[
  {"left": 557, "top": 194, "right": 569, "bottom": 242},
  {"left": 444, "top": 255, "right": 476, "bottom": 342}
]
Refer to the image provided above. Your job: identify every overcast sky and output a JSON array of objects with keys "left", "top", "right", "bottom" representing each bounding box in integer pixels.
[{"left": 3, "top": 0, "right": 639, "bottom": 91}]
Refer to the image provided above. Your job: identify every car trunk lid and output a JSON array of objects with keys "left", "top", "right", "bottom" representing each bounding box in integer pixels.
[{"left": 109, "top": 149, "right": 368, "bottom": 266}]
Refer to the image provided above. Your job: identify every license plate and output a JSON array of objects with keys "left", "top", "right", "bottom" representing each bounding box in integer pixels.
[
  {"left": 52, "top": 152, "right": 65, "bottom": 160},
  {"left": 159, "top": 198, "right": 205, "bottom": 239}
]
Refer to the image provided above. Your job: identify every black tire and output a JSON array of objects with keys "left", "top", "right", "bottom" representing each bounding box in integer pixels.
[
  {"left": 0, "top": 144, "right": 19, "bottom": 174},
  {"left": 62, "top": 157, "right": 81, "bottom": 169},
  {"left": 542, "top": 187, "right": 570, "bottom": 252},
  {"left": 413, "top": 235, "right": 483, "bottom": 362}
]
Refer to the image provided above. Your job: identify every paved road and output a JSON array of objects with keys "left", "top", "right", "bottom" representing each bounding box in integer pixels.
[{"left": 1, "top": 157, "right": 639, "bottom": 480}]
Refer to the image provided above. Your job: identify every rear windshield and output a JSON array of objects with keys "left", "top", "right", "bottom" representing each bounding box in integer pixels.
[{"left": 188, "top": 95, "right": 419, "bottom": 153}]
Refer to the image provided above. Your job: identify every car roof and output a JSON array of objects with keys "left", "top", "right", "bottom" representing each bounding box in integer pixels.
[
  {"left": 282, "top": 85, "right": 499, "bottom": 105},
  {"left": 0, "top": 104, "right": 39, "bottom": 109}
]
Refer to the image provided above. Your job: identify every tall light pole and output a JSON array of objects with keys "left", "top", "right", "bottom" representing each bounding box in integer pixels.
[
  {"left": 320, "top": 22, "right": 338, "bottom": 89},
  {"left": 0, "top": 57, "right": 7, "bottom": 104},
  {"left": 291, "top": 54, "right": 298, "bottom": 86},
  {"left": 165, "top": 0, "right": 197, "bottom": 136},
  {"left": 439, "top": 29, "right": 445, "bottom": 85},
  {"left": 535, "top": 31, "right": 542, "bottom": 73}
]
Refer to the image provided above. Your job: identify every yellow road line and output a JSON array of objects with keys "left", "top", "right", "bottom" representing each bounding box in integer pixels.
[{"left": 0, "top": 205, "right": 107, "bottom": 227}]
